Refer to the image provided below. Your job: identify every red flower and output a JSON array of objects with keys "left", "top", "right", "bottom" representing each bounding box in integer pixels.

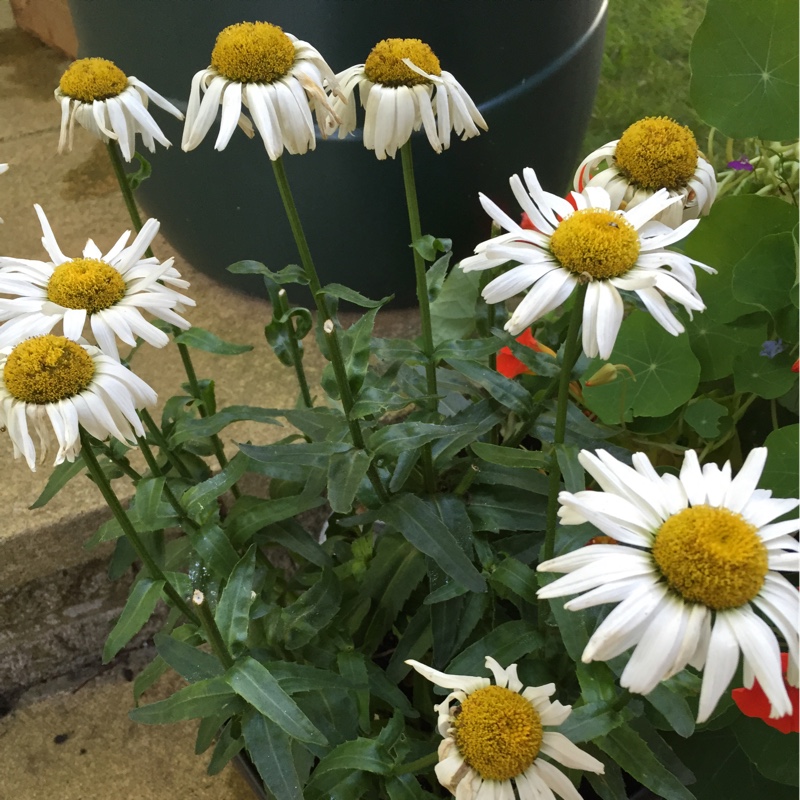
[
  {"left": 497, "top": 328, "right": 556, "bottom": 378},
  {"left": 731, "top": 653, "right": 799, "bottom": 734},
  {"left": 792, "top": 359, "right": 799, "bottom": 374}
]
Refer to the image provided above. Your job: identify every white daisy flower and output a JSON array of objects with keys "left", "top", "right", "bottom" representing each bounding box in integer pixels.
[
  {"left": 181, "top": 21, "right": 340, "bottom": 160},
  {"left": 0, "top": 334, "right": 156, "bottom": 471},
  {"left": 574, "top": 117, "right": 717, "bottom": 229},
  {"left": 325, "top": 37, "right": 487, "bottom": 160},
  {"left": 459, "top": 167, "right": 716, "bottom": 359},
  {"left": 0, "top": 205, "right": 195, "bottom": 361},
  {"left": 55, "top": 57, "right": 183, "bottom": 162},
  {"left": 537, "top": 447, "right": 800, "bottom": 723},
  {"left": 406, "top": 656, "right": 604, "bottom": 800}
]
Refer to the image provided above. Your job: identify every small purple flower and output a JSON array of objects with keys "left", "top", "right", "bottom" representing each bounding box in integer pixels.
[
  {"left": 727, "top": 157, "right": 754, "bottom": 172},
  {"left": 760, "top": 339, "right": 785, "bottom": 358}
]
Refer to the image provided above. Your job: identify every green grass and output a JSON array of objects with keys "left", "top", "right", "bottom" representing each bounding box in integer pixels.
[{"left": 583, "top": 0, "right": 710, "bottom": 154}]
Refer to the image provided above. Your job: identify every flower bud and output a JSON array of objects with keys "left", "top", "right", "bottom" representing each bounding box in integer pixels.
[{"left": 584, "top": 362, "right": 636, "bottom": 387}]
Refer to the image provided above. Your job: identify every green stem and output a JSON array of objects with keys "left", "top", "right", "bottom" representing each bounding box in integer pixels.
[
  {"left": 105, "top": 142, "right": 234, "bottom": 492},
  {"left": 400, "top": 141, "right": 437, "bottom": 493},
  {"left": 79, "top": 427, "right": 199, "bottom": 626},
  {"left": 393, "top": 750, "right": 439, "bottom": 776},
  {"left": 94, "top": 440, "right": 141, "bottom": 481},
  {"left": 324, "top": 321, "right": 389, "bottom": 504},
  {"left": 542, "top": 285, "right": 587, "bottom": 565},
  {"left": 140, "top": 408, "right": 192, "bottom": 480},
  {"left": 276, "top": 288, "right": 313, "bottom": 408},
  {"left": 270, "top": 156, "right": 327, "bottom": 318},
  {"left": 192, "top": 590, "right": 234, "bottom": 670}
]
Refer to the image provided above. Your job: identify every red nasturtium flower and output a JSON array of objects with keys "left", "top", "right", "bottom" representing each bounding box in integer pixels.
[
  {"left": 731, "top": 653, "right": 799, "bottom": 734},
  {"left": 497, "top": 328, "right": 556, "bottom": 378},
  {"left": 792, "top": 359, "right": 799, "bottom": 374}
]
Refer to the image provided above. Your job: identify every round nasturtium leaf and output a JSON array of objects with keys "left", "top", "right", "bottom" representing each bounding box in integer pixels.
[
  {"left": 582, "top": 313, "right": 701, "bottom": 424},
  {"left": 732, "top": 232, "right": 797, "bottom": 316},
  {"left": 760, "top": 423, "right": 799, "bottom": 498},
  {"left": 684, "top": 398, "right": 729, "bottom": 439},
  {"left": 690, "top": 0, "right": 799, "bottom": 140},
  {"left": 687, "top": 317, "right": 768, "bottom": 382},
  {"left": 733, "top": 350, "right": 797, "bottom": 399}
]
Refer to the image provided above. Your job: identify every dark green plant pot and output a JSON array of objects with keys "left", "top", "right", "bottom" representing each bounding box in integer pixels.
[{"left": 68, "top": 0, "right": 607, "bottom": 306}]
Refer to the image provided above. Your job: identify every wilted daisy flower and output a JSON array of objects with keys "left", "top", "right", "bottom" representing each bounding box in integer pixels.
[
  {"left": 537, "top": 447, "right": 800, "bottom": 723},
  {"left": 407, "top": 656, "right": 604, "bottom": 799},
  {"left": 460, "top": 168, "right": 715, "bottom": 359},
  {"left": 574, "top": 117, "right": 717, "bottom": 228},
  {"left": 181, "top": 21, "right": 340, "bottom": 159},
  {"left": 0, "top": 334, "right": 156, "bottom": 470},
  {"left": 0, "top": 205, "right": 194, "bottom": 361},
  {"left": 55, "top": 57, "right": 183, "bottom": 162},
  {"left": 325, "top": 37, "right": 487, "bottom": 160}
]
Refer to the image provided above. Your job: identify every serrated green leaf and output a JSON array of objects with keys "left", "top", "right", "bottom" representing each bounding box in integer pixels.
[
  {"left": 446, "top": 357, "right": 533, "bottom": 416},
  {"left": 327, "top": 449, "right": 372, "bottom": 514},
  {"left": 215, "top": 545, "right": 256, "bottom": 654},
  {"left": 227, "top": 260, "right": 307, "bottom": 285},
  {"left": 318, "top": 283, "right": 392, "bottom": 308},
  {"left": 170, "top": 406, "right": 282, "bottom": 445},
  {"left": 690, "top": 0, "right": 798, "bottom": 140},
  {"left": 467, "top": 484, "right": 548, "bottom": 533},
  {"left": 257, "top": 519, "right": 331, "bottom": 568},
  {"left": 242, "top": 709, "right": 304, "bottom": 800},
  {"left": 430, "top": 265, "right": 482, "bottom": 346},
  {"left": 382, "top": 495, "right": 486, "bottom": 593},
  {"left": 206, "top": 722, "right": 243, "bottom": 776},
  {"left": 227, "top": 657, "right": 327, "bottom": 746},
  {"left": 103, "top": 578, "right": 164, "bottom": 663},
  {"left": 225, "top": 493, "right": 327, "bottom": 549},
  {"left": 154, "top": 632, "right": 224, "bottom": 682},
  {"left": 129, "top": 677, "right": 239, "bottom": 724},
  {"left": 182, "top": 452, "right": 250, "bottom": 520},
  {"left": 309, "top": 737, "right": 391, "bottom": 780},
  {"left": 470, "top": 442, "right": 547, "bottom": 469},
  {"left": 558, "top": 702, "right": 629, "bottom": 743},
  {"left": 488, "top": 558, "right": 539, "bottom": 606},
  {"left": 174, "top": 326, "right": 252, "bottom": 355},
  {"left": 368, "top": 421, "right": 475, "bottom": 457},
  {"left": 280, "top": 568, "right": 341, "bottom": 650},
  {"left": 134, "top": 477, "right": 168, "bottom": 528},
  {"left": 30, "top": 455, "right": 85, "bottom": 509},
  {"left": 186, "top": 520, "right": 240, "bottom": 578}
]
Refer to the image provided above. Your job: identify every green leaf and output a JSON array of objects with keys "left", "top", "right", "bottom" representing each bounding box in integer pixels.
[
  {"left": 556, "top": 444, "right": 586, "bottom": 492},
  {"left": 583, "top": 313, "right": 700, "bottom": 424},
  {"left": 598, "top": 726, "right": 696, "bottom": 800},
  {"left": 102, "top": 578, "right": 164, "bottom": 663},
  {"left": 559, "top": 702, "right": 629, "bottom": 743},
  {"left": 263, "top": 661, "right": 351, "bottom": 694},
  {"left": 446, "top": 621, "right": 545, "bottom": 682},
  {"left": 684, "top": 398, "right": 729, "bottom": 439},
  {"left": 169, "top": 405, "right": 281, "bottom": 445},
  {"left": 434, "top": 338, "right": 502, "bottom": 362},
  {"left": 488, "top": 558, "right": 539, "bottom": 606},
  {"left": 186, "top": 520, "right": 240, "bottom": 578},
  {"left": 257, "top": 518, "right": 332, "bottom": 568},
  {"left": 413, "top": 234, "right": 452, "bottom": 262},
  {"left": 327, "top": 449, "right": 372, "bottom": 514},
  {"left": 733, "top": 350, "right": 797, "bottom": 398},
  {"left": 386, "top": 775, "right": 433, "bottom": 800},
  {"left": 338, "top": 650, "right": 370, "bottom": 732},
  {"left": 129, "top": 677, "right": 239, "bottom": 724},
  {"left": 690, "top": 0, "right": 798, "bottom": 140},
  {"left": 687, "top": 318, "right": 769, "bottom": 381},
  {"left": 225, "top": 493, "right": 327, "bottom": 549},
  {"left": 239, "top": 441, "right": 350, "bottom": 467},
  {"left": 154, "top": 632, "right": 224, "bottom": 682},
  {"left": 430, "top": 265, "right": 482, "bottom": 346},
  {"left": 381, "top": 495, "right": 486, "bottom": 593},
  {"left": 206, "top": 723, "right": 244, "bottom": 776},
  {"left": 127, "top": 151, "right": 152, "bottom": 190},
  {"left": 227, "top": 259, "right": 308, "bottom": 288},
  {"left": 29, "top": 455, "right": 85, "bottom": 508},
  {"left": 227, "top": 657, "right": 327, "bottom": 746},
  {"left": 309, "top": 738, "right": 391, "bottom": 780},
  {"left": 470, "top": 442, "right": 547, "bottom": 469},
  {"left": 134, "top": 477, "right": 168, "bottom": 529},
  {"left": 732, "top": 714, "right": 798, "bottom": 786},
  {"left": 467, "top": 484, "right": 548, "bottom": 533},
  {"left": 279, "top": 568, "right": 341, "bottom": 650},
  {"left": 426, "top": 252, "right": 452, "bottom": 303},
  {"left": 242, "top": 709, "right": 304, "bottom": 800},
  {"left": 318, "top": 283, "right": 392, "bottom": 309},
  {"left": 445, "top": 357, "right": 533, "bottom": 416},
  {"left": 215, "top": 545, "right": 256, "bottom": 655},
  {"left": 761, "top": 424, "right": 799, "bottom": 497},
  {"left": 182, "top": 452, "right": 251, "bottom": 520},
  {"left": 174, "top": 326, "right": 253, "bottom": 355},
  {"left": 368, "top": 421, "right": 474, "bottom": 457},
  {"left": 683, "top": 196, "right": 799, "bottom": 324},
  {"left": 366, "top": 661, "right": 419, "bottom": 719},
  {"left": 732, "top": 232, "right": 798, "bottom": 315},
  {"left": 133, "top": 655, "right": 168, "bottom": 706}
]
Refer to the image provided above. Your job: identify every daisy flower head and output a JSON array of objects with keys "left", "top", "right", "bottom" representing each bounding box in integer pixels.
[
  {"left": 406, "top": 656, "right": 604, "bottom": 800},
  {"left": 324, "top": 38, "right": 487, "bottom": 160},
  {"left": 537, "top": 447, "right": 800, "bottom": 724},
  {"left": 574, "top": 117, "right": 717, "bottom": 228},
  {"left": 181, "top": 21, "right": 340, "bottom": 159},
  {"left": 0, "top": 205, "right": 195, "bottom": 361},
  {"left": 459, "top": 167, "right": 716, "bottom": 360},
  {"left": 0, "top": 334, "right": 156, "bottom": 471},
  {"left": 55, "top": 58, "right": 184, "bottom": 162}
]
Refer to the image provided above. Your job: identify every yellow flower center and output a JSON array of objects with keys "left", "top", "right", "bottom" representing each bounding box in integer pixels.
[
  {"left": 453, "top": 685, "right": 542, "bottom": 782},
  {"left": 549, "top": 209, "right": 640, "bottom": 280},
  {"left": 363, "top": 38, "right": 441, "bottom": 87},
  {"left": 210, "top": 21, "right": 295, "bottom": 84},
  {"left": 59, "top": 58, "right": 128, "bottom": 102},
  {"left": 614, "top": 117, "right": 699, "bottom": 191},
  {"left": 4, "top": 335, "right": 95, "bottom": 404},
  {"left": 652, "top": 505, "right": 768, "bottom": 610},
  {"left": 47, "top": 258, "right": 127, "bottom": 314}
]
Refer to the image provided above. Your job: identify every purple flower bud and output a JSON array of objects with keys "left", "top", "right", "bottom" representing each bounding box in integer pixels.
[
  {"left": 760, "top": 339, "right": 785, "bottom": 358},
  {"left": 727, "top": 157, "right": 754, "bottom": 172}
]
